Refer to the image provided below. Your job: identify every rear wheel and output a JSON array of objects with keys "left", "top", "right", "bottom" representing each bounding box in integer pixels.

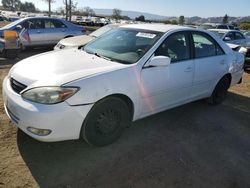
[
  {"left": 207, "top": 76, "right": 230, "bottom": 105},
  {"left": 82, "top": 97, "right": 131, "bottom": 146}
]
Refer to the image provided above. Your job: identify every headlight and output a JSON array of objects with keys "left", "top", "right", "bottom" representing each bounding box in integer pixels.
[
  {"left": 56, "top": 43, "right": 66, "bottom": 50},
  {"left": 21, "top": 87, "right": 79, "bottom": 104}
]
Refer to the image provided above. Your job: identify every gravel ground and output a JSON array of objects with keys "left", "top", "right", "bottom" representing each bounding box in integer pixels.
[{"left": 0, "top": 49, "right": 250, "bottom": 188}]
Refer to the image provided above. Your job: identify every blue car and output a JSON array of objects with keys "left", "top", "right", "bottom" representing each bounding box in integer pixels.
[{"left": 0, "top": 17, "right": 85, "bottom": 48}]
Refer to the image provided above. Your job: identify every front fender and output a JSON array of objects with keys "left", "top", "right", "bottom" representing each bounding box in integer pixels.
[{"left": 64, "top": 65, "right": 142, "bottom": 120}]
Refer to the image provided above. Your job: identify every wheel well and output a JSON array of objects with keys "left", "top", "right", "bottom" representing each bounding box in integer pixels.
[
  {"left": 107, "top": 94, "right": 134, "bottom": 120},
  {"left": 224, "top": 73, "right": 232, "bottom": 86},
  {"left": 64, "top": 35, "right": 73, "bottom": 38}
]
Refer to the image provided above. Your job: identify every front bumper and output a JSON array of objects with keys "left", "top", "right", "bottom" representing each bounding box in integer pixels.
[{"left": 2, "top": 76, "right": 93, "bottom": 142}]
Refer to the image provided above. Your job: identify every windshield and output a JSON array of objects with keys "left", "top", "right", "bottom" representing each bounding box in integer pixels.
[
  {"left": 210, "top": 31, "right": 225, "bottom": 38},
  {"left": 89, "top": 25, "right": 116, "bottom": 38},
  {"left": 0, "top": 19, "right": 23, "bottom": 29},
  {"left": 84, "top": 28, "right": 163, "bottom": 64}
]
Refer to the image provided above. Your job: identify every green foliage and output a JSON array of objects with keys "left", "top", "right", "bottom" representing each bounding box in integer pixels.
[
  {"left": 240, "top": 22, "right": 250, "bottom": 30},
  {"left": 179, "top": 15, "right": 185, "bottom": 25},
  {"left": 2, "top": 0, "right": 21, "bottom": 11},
  {"left": 112, "top": 8, "right": 122, "bottom": 20},
  {"left": 1, "top": 0, "right": 36, "bottom": 12},
  {"left": 222, "top": 14, "right": 228, "bottom": 24},
  {"left": 19, "top": 2, "right": 36, "bottom": 12},
  {"left": 171, "top": 20, "right": 178, "bottom": 25},
  {"left": 164, "top": 20, "right": 171, "bottom": 24},
  {"left": 135, "top": 15, "right": 145, "bottom": 22}
]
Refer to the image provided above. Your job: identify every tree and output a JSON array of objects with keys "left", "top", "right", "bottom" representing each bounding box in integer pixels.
[
  {"left": 112, "top": 8, "right": 122, "bottom": 20},
  {"left": 63, "top": 0, "right": 77, "bottom": 21},
  {"left": 83, "top": 6, "right": 95, "bottom": 17},
  {"left": 164, "top": 20, "right": 171, "bottom": 24},
  {"left": 179, "top": 15, "right": 185, "bottom": 25},
  {"left": 135, "top": 15, "right": 145, "bottom": 22},
  {"left": 240, "top": 22, "right": 250, "bottom": 30},
  {"left": 222, "top": 14, "right": 228, "bottom": 24},
  {"left": 19, "top": 2, "right": 36, "bottom": 12},
  {"left": 2, "top": 0, "right": 21, "bottom": 11},
  {"left": 42, "top": 0, "right": 55, "bottom": 17},
  {"left": 171, "top": 20, "right": 178, "bottom": 25},
  {"left": 122, "top": 16, "right": 131, "bottom": 20}
]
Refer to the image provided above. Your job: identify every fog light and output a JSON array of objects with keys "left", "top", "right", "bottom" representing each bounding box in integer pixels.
[{"left": 27, "top": 127, "right": 52, "bottom": 136}]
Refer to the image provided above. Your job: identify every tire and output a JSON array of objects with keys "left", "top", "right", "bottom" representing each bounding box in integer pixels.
[
  {"left": 82, "top": 97, "right": 131, "bottom": 146},
  {"left": 3, "top": 49, "right": 19, "bottom": 59},
  {"left": 207, "top": 76, "right": 230, "bottom": 105}
]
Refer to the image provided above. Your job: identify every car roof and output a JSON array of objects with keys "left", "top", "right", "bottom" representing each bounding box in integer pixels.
[
  {"left": 120, "top": 24, "right": 189, "bottom": 33},
  {"left": 21, "top": 16, "right": 64, "bottom": 21},
  {"left": 208, "top": 29, "right": 235, "bottom": 33},
  {"left": 209, "top": 29, "right": 243, "bottom": 33}
]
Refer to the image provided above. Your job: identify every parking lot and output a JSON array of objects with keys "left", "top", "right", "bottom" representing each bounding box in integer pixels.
[{"left": 0, "top": 48, "right": 249, "bottom": 187}]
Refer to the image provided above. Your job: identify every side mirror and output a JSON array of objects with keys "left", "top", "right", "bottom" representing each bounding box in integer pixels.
[
  {"left": 224, "top": 37, "right": 231, "bottom": 41},
  {"left": 15, "top": 25, "right": 22, "bottom": 30},
  {"left": 146, "top": 56, "right": 171, "bottom": 67}
]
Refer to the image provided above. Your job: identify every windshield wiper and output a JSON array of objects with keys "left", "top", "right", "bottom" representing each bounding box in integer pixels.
[
  {"left": 84, "top": 50, "right": 130, "bottom": 64},
  {"left": 85, "top": 50, "right": 112, "bottom": 61},
  {"left": 93, "top": 53, "right": 113, "bottom": 61}
]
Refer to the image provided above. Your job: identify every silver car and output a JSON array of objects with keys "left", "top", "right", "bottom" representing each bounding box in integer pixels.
[
  {"left": 209, "top": 29, "right": 250, "bottom": 70},
  {"left": 0, "top": 17, "right": 85, "bottom": 48},
  {"left": 209, "top": 29, "right": 250, "bottom": 46},
  {"left": 54, "top": 24, "right": 121, "bottom": 50}
]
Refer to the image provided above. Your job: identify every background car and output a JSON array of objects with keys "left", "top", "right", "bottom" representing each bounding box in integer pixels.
[
  {"left": 54, "top": 24, "right": 121, "bottom": 50},
  {"left": 209, "top": 29, "right": 250, "bottom": 70},
  {"left": 0, "top": 17, "right": 85, "bottom": 48},
  {"left": 244, "top": 31, "right": 250, "bottom": 38},
  {"left": 215, "top": 24, "right": 235, "bottom": 30}
]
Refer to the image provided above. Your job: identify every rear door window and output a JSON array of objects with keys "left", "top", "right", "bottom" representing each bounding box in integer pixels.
[
  {"left": 235, "top": 32, "right": 245, "bottom": 40},
  {"left": 192, "top": 32, "right": 224, "bottom": 58},
  {"left": 45, "top": 19, "right": 67, "bottom": 28}
]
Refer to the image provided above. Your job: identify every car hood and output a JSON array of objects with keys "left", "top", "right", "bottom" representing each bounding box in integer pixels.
[
  {"left": 59, "top": 35, "right": 94, "bottom": 47},
  {"left": 10, "top": 49, "right": 127, "bottom": 87}
]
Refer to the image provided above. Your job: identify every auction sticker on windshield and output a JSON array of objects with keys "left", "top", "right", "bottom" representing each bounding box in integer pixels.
[{"left": 136, "top": 32, "right": 156, "bottom": 39}]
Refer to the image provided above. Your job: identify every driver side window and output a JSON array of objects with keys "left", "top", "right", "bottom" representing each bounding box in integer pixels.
[
  {"left": 155, "top": 32, "right": 190, "bottom": 63},
  {"left": 225, "top": 32, "right": 235, "bottom": 41}
]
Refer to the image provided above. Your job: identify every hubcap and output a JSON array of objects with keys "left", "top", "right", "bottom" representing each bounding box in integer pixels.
[{"left": 96, "top": 109, "right": 121, "bottom": 135}]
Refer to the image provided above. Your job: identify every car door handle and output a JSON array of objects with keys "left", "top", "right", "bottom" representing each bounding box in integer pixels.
[
  {"left": 37, "top": 30, "right": 41, "bottom": 33},
  {"left": 184, "top": 67, "right": 192, "bottom": 72}
]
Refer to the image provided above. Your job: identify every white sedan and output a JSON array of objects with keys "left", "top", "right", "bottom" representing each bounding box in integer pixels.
[{"left": 2, "top": 24, "right": 244, "bottom": 146}]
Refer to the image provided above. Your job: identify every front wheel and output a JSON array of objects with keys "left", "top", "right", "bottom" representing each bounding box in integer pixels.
[
  {"left": 81, "top": 97, "right": 131, "bottom": 146},
  {"left": 206, "top": 76, "right": 230, "bottom": 105}
]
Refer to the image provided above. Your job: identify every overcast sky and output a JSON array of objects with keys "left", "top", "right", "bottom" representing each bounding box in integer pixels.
[{"left": 20, "top": 0, "right": 250, "bottom": 17}]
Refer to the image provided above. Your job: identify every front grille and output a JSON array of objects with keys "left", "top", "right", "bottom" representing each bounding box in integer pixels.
[{"left": 10, "top": 78, "right": 27, "bottom": 94}]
